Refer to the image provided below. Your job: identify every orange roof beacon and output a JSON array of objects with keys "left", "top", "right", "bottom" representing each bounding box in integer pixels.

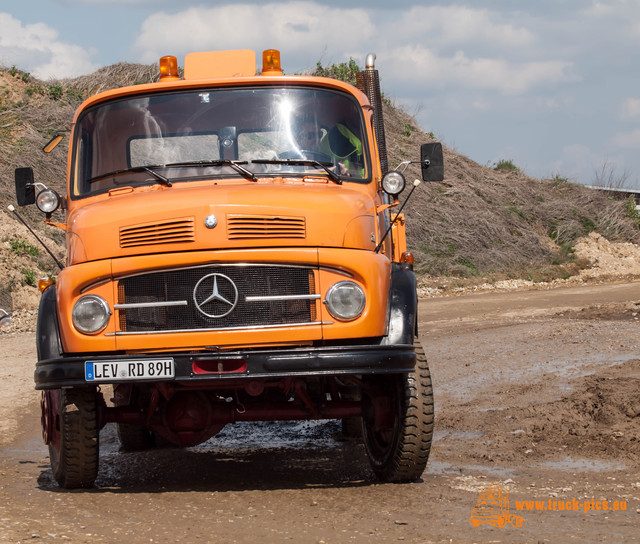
[{"left": 15, "top": 49, "right": 444, "bottom": 489}]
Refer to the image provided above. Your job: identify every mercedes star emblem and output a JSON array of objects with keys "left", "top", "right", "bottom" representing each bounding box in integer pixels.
[{"left": 193, "top": 273, "right": 238, "bottom": 318}]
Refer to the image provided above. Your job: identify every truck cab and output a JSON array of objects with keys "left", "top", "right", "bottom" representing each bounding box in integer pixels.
[{"left": 15, "top": 49, "right": 443, "bottom": 488}]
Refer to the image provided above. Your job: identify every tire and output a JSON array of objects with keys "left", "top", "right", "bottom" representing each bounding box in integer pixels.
[
  {"left": 44, "top": 388, "right": 99, "bottom": 489},
  {"left": 113, "top": 385, "right": 154, "bottom": 452},
  {"left": 340, "top": 385, "right": 362, "bottom": 439},
  {"left": 361, "top": 344, "right": 434, "bottom": 482},
  {"left": 117, "top": 423, "right": 154, "bottom": 452}
]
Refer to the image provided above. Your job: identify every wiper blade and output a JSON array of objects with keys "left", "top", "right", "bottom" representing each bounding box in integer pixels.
[
  {"left": 164, "top": 160, "right": 257, "bottom": 182},
  {"left": 87, "top": 165, "right": 172, "bottom": 186},
  {"left": 251, "top": 159, "right": 342, "bottom": 185}
]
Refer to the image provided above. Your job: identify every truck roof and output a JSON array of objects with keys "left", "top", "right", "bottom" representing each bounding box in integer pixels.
[{"left": 72, "top": 49, "right": 371, "bottom": 121}]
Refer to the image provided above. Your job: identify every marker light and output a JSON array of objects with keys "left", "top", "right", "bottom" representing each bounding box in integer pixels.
[
  {"left": 159, "top": 56, "right": 180, "bottom": 81},
  {"left": 43, "top": 133, "right": 64, "bottom": 153},
  {"left": 400, "top": 252, "right": 414, "bottom": 265},
  {"left": 262, "top": 49, "right": 283, "bottom": 76},
  {"left": 38, "top": 277, "right": 55, "bottom": 293}
]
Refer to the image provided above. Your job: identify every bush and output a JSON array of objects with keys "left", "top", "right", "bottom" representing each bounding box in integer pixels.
[
  {"left": 493, "top": 159, "right": 520, "bottom": 173},
  {"left": 47, "top": 85, "right": 64, "bottom": 100},
  {"left": 311, "top": 59, "right": 361, "bottom": 86}
]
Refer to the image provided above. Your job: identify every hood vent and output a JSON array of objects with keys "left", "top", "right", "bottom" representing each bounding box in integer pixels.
[
  {"left": 227, "top": 214, "right": 306, "bottom": 239},
  {"left": 120, "top": 217, "right": 195, "bottom": 248}
]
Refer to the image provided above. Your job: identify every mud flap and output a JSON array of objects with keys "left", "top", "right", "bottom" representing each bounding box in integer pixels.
[
  {"left": 380, "top": 263, "right": 418, "bottom": 346},
  {"left": 36, "top": 285, "right": 63, "bottom": 360}
]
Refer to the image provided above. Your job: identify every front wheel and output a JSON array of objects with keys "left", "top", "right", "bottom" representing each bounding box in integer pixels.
[
  {"left": 361, "top": 344, "right": 434, "bottom": 482},
  {"left": 42, "top": 388, "right": 99, "bottom": 489}
]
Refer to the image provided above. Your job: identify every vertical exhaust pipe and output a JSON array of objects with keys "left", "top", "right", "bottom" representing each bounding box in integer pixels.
[{"left": 356, "top": 53, "right": 389, "bottom": 175}]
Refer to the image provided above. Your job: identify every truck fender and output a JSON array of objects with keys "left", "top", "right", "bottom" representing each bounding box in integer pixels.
[
  {"left": 36, "top": 286, "right": 63, "bottom": 360},
  {"left": 380, "top": 263, "right": 418, "bottom": 346}
]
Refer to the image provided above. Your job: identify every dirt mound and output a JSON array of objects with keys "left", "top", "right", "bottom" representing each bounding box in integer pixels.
[
  {"left": 518, "top": 359, "right": 640, "bottom": 462},
  {"left": 441, "top": 358, "right": 640, "bottom": 466}
]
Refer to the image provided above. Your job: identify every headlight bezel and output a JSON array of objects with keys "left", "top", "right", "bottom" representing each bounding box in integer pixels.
[
  {"left": 72, "top": 295, "right": 111, "bottom": 334},
  {"left": 324, "top": 281, "right": 366, "bottom": 321}
]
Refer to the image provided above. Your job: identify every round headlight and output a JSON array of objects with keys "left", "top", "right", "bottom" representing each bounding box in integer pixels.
[
  {"left": 381, "top": 171, "right": 406, "bottom": 196},
  {"left": 36, "top": 189, "right": 61, "bottom": 213},
  {"left": 72, "top": 295, "right": 111, "bottom": 334},
  {"left": 325, "top": 281, "right": 366, "bottom": 321}
]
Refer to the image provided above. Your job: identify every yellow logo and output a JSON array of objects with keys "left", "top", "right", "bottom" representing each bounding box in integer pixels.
[{"left": 469, "top": 484, "right": 524, "bottom": 528}]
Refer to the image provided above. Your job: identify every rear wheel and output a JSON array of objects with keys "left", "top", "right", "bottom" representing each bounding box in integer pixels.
[
  {"left": 340, "top": 385, "right": 362, "bottom": 439},
  {"left": 42, "top": 388, "right": 99, "bottom": 489},
  {"left": 361, "top": 344, "right": 434, "bottom": 482},
  {"left": 117, "top": 423, "right": 154, "bottom": 452},
  {"left": 114, "top": 385, "right": 154, "bottom": 452}
]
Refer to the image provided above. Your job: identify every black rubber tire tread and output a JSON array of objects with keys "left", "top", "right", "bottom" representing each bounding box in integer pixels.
[
  {"left": 50, "top": 388, "right": 99, "bottom": 489},
  {"left": 113, "top": 386, "right": 154, "bottom": 452},
  {"left": 363, "top": 344, "right": 434, "bottom": 482},
  {"left": 117, "top": 423, "right": 154, "bottom": 452},
  {"left": 341, "top": 385, "right": 363, "bottom": 439}
]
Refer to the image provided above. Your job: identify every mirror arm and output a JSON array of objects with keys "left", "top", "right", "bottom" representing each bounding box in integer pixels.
[{"left": 374, "top": 180, "right": 421, "bottom": 254}]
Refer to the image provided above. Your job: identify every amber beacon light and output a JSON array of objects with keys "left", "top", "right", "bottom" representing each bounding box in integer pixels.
[
  {"left": 159, "top": 56, "right": 180, "bottom": 81},
  {"left": 262, "top": 49, "right": 283, "bottom": 75}
]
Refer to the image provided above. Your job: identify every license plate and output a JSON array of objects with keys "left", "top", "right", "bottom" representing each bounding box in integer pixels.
[{"left": 85, "top": 358, "right": 174, "bottom": 382}]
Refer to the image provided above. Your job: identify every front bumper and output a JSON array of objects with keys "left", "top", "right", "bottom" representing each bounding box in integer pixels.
[{"left": 34, "top": 344, "right": 416, "bottom": 390}]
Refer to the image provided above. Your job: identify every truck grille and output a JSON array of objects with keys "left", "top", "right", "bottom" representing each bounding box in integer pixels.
[
  {"left": 120, "top": 217, "right": 195, "bottom": 248},
  {"left": 116, "top": 265, "right": 317, "bottom": 333},
  {"left": 227, "top": 214, "right": 306, "bottom": 239}
]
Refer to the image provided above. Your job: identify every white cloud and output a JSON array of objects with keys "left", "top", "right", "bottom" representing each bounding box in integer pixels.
[
  {"left": 0, "top": 13, "right": 97, "bottom": 79},
  {"left": 621, "top": 98, "right": 640, "bottom": 118},
  {"left": 133, "top": 3, "right": 374, "bottom": 66},
  {"left": 379, "top": 45, "right": 573, "bottom": 95},
  {"left": 393, "top": 5, "right": 534, "bottom": 49},
  {"left": 613, "top": 128, "right": 640, "bottom": 148}
]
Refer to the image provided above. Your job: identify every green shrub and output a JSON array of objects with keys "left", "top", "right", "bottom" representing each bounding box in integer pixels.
[
  {"left": 493, "top": 159, "right": 520, "bottom": 173},
  {"left": 47, "top": 84, "right": 64, "bottom": 100},
  {"left": 401, "top": 122, "right": 414, "bottom": 137},
  {"left": 624, "top": 196, "right": 640, "bottom": 228},
  {"left": 20, "top": 269, "right": 36, "bottom": 286},
  {"left": 10, "top": 239, "right": 39, "bottom": 256},
  {"left": 312, "top": 59, "right": 361, "bottom": 86}
]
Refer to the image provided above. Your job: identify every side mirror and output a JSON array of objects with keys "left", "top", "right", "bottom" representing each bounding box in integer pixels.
[
  {"left": 15, "top": 167, "right": 35, "bottom": 206},
  {"left": 420, "top": 143, "right": 444, "bottom": 182}
]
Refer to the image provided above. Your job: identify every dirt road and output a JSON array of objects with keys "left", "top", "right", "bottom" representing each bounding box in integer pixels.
[{"left": 1, "top": 282, "right": 639, "bottom": 543}]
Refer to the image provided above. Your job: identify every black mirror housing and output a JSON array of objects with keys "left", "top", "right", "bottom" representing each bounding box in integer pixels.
[
  {"left": 420, "top": 143, "right": 444, "bottom": 182},
  {"left": 15, "top": 167, "right": 36, "bottom": 206}
]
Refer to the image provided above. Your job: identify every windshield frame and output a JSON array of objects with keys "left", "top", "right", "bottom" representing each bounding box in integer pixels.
[{"left": 69, "top": 84, "right": 372, "bottom": 200}]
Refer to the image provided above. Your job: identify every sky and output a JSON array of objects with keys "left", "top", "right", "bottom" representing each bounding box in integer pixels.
[{"left": 1, "top": 0, "right": 640, "bottom": 188}]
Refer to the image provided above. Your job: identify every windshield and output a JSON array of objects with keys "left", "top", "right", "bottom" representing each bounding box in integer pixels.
[{"left": 71, "top": 86, "right": 370, "bottom": 198}]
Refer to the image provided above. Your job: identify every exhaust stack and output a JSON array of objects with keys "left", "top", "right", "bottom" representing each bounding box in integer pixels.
[{"left": 356, "top": 53, "right": 389, "bottom": 175}]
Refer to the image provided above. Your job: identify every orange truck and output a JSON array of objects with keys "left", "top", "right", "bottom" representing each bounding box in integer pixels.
[{"left": 14, "top": 49, "right": 444, "bottom": 488}]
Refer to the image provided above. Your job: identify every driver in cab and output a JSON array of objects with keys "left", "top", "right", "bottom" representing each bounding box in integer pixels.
[{"left": 294, "top": 116, "right": 364, "bottom": 178}]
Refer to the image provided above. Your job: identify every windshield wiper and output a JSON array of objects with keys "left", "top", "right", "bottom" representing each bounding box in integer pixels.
[
  {"left": 164, "top": 160, "right": 257, "bottom": 182},
  {"left": 251, "top": 159, "right": 342, "bottom": 185},
  {"left": 87, "top": 165, "right": 172, "bottom": 186}
]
